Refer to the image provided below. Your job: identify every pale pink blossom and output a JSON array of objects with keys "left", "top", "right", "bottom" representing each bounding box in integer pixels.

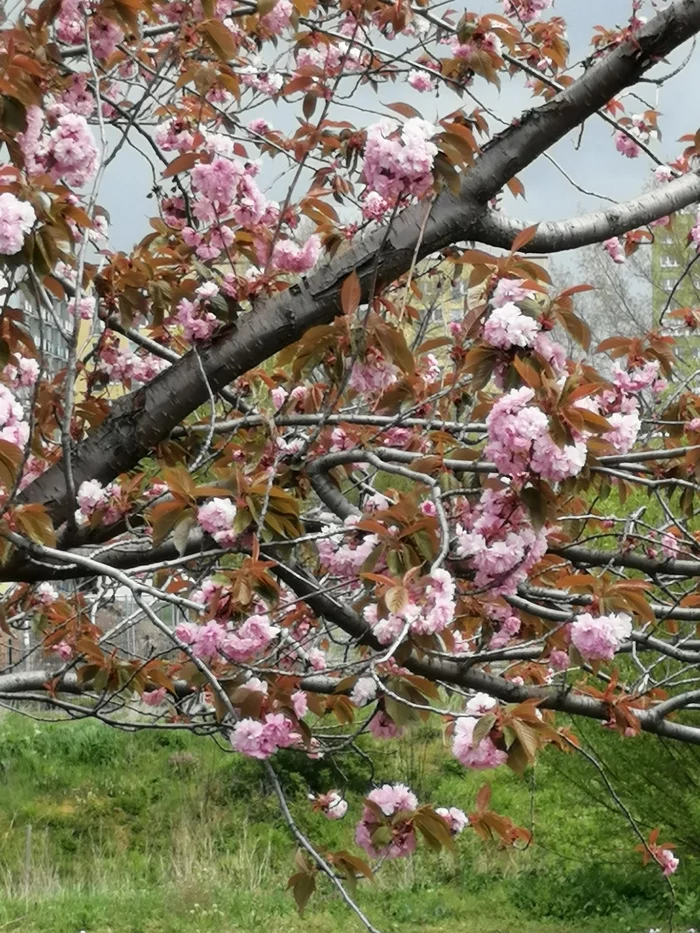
[
  {"left": 452, "top": 716, "right": 508, "bottom": 770},
  {"left": 603, "top": 237, "right": 626, "bottom": 264},
  {"left": 491, "top": 278, "right": 536, "bottom": 308},
  {"left": 363, "top": 118, "right": 437, "bottom": 205},
  {"left": 436, "top": 806, "right": 469, "bottom": 836},
  {"left": 656, "top": 848, "right": 679, "bottom": 876},
  {"left": 197, "top": 497, "right": 237, "bottom": 535},
  {"left": 0, "top": 193, "right": 36, "bottom": 255},
  {"left": 270, "top": 235, "right": 321, "bottom": 274},
  {"left": 355, "top": 784, "right": 418, "bottom": 859},
  {"left": 571, "top": 611, "right": 632, "bottom": 661},
  {"left": 142, "top": 687, "right": 167, "bottom": 707},
  {"left": 407, "top": 69, "right": 435, "bottom": 92},
  {"left": 350, "top": 676, "right": 377, "bottom": 707},
  {"left": 482, "top": 302, "right": 541, "bottom": 350}
]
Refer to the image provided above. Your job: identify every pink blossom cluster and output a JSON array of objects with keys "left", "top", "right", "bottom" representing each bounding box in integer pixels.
[
  {"left": 485, "top": 387, "right": 587, "bottom": 482},
  {"left": 317, "top": 517, "right": 380, "bottom": 579},
  {"left": 35, "top": 582, "right": 59, "bottom": 606},
  {"left": 0, "top": 193, "right": 36, "bottom": 255},
  {"left": 491, "top": 278, "right": 537, "bottom": 308},
  {"left": 3, "top": 356, "right": 40, "bottom": 389},
  {"left": 362, "top": 118, "right": 437, "bottom": 208},
  {"left": 89, "top": 16, "right": 124, "bottom": 59},
  {"left": 270, "top": 235, "right": 321, "bottom": 275},
  {"left": 154, "top": 118, "right": 196, "bottom": 152},
  {"left": 587, "top": 379, "right": 643, "bottom": 454},
  {"left": 240, "top": 67, "right": 284, "bottom": 97},
  {"left": 482, "top": 302, "right": 540, "bottom": 349},
  {"left": 603, "top": 237, "right": 626, "bottom": 264},
  {"left": 436, "top": 806, "right": 469, "bottom": 836},
  {"left": 261, "top": 0, "right": 292, "bottom": 34},
  {"left": 175, "top": 613, "right": 279, "bottom": 664},
  {"left": 369, "top": 710, "right": 404, "bottom": 739},
  {"left": 230, "top": 713, "right": 299, "bottom": 759},
  {"left": 348, "top": 348, "right": 398, "bottom": 395},
  {"left": 197, "top": 496, "right": 237, "bottom": 546},
  {"left": 362, "top": 568, "right": 456, "bottom": 645},
  {"left": 53, "top": 75, "right": 95, "bottom": 118},
  {"left": 407, "top": 69, "right": 436, "bottom": 93},
  {"left": 175, "top": 282, "right": 220, "bottom": 342},
  {"left": 350, "top": 676, "right": 377, "bottom": 707},
  {"left": 142, "top": 687, "right": 167, "bottom": 707},
  {"left": 612, "top": 360, "right": 662, "bottom": 393},
  {"left": 221, "top": 614, "right": 280, "bottom": 663},
  {"left": 503, "top": 0, "right": 553, "bottom": 22},
  {"left": 488, "top": 604, "right": 522, "bottom": 649},
  {"left": 19, "top": 106, "right": 98, "bottom": 188},
  {"left": 295, "top": 42, "right": 364, "bottom": 77},
  {"left": 317, "top": 791, "right": 348, "bottom": 820},
  {"left": 452, "top": 696, "right": 508, "bottom": 770},
  {"left": 98, "top": 338, "right": 169, "bottom": 385},
  {"left": 614, "top": 115, "right": 655, "bottom": 160},
  {"left": 456, "top": 487, "right": 548, "bottom": 595},
  {"left": 174, "top": 154, "right": 278, "bottom": 261},
  {"left": 655, "top": 848, "right": 679, "bottom": 876},
  {"left": 355, "top": 784, "right": 418, "bottom": 859},
  {"left": 76, "top": 478, "right": 124, "bottom": 523},
  {"left": 0, "top": 384, "right": 29, "bottom": 450},
  {"left": 570, "top": 611, "right": 632, "bottom": 661}
]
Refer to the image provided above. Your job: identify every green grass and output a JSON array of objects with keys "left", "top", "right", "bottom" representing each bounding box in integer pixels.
[{"left": 0, "top": 713, "right": 699, "bottom": 932}]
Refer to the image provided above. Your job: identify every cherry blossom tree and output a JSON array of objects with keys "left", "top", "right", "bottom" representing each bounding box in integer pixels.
[{"left": 2, "top": 0, "right": 700, "bottom": 924}]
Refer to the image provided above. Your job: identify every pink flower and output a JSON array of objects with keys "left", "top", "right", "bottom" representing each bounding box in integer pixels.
[
  {"left": 142, "top": 687, "right": 167, "bottom": 707},
  {"left": 549, "top": 649, "right": 570, "bottom": 671},
  {"left": 491, "top": 278, "right": 536, "bottom": 308},
  {"left": 222, "top": 614, "right": 279, "bottom": 662},
  {"left": 349, "top": 349, "right": 397, "bottom": 395},
  {"left": 503, "top": 0, "right": 553, "bottom": 22},
  {"left": 270, "top": 235, "right": 321, "bottom": 274},
  {"left": 350, "top": 676, "right": 377, "bottom": 707},
  {"left": 656, "top": 848, "right": 679, "bottom": 876},
  {"left": 261, "top": 0, "right": 292, "bottom": 33},
  {"left": 248, "top": 118, "right": 272, "bottom": 135},
  {"left": 436, "top": 806, "right": 469, "bottom": 836},
  {"left": 0, "top": 193, "right": 36, "bottom": 255},
  {"left": 615, "top": 131, "right": 641, "bottom": 158},
  {"left": 452, "top": 716, "right": 508, "bottom": 770},
  {"left": 324, "top": 791, "right": 348, "bottom": 820},
  {"left": 363, "top": 118, "right": 437, "bottom": 205},
  {"left": 291, "top": 690, "right": 308, "bottom": 718},
  {"left": 482, "top": 302, "right": 541, "bottom": 350},
  {"left": 369, "top": 711, "right": 403, "bottom": 739},
  {"left": 355, "top": 784, "right": 418, "bottom": 859},
  {"left": 603, "top": 410, "right": 641, "bottom": 454},
  {"left": 654, "top": 165, "right": 674, "bottom": 183},
  {"left": 571, "top": 612, "right": 632, "bottom": 661},
  {"left": 613, "top": 361, "right": 659, "bottom": 393},
  {"left": 362, "top": 191, "right": 390, "bottom": 221},
  {"left": 603, "top": 237, "right": 626, "bottom": 264},
  {"left": 407, "top": 69, "right": 435, "bottom": 92},
  {"left": 35, "top": 582, "right": 58, "bottom": 606},
  {"left": 52, "top": 640, "right": 73, "bottom": 661},
  {"left": 231, "top": 713, "right": 299, "bottom": 759},
  {"left": 77, "top": 479, "right": 108, "bottom": 515},
  {"left": 197, "top": 497, "right": 237, "bottom": 535}
]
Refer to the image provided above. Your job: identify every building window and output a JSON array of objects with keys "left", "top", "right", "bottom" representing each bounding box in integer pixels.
[
  {"left": 660, "top": 255, "right": 680, "bottom": 268},
  {"left": 661, "top": 277, "right": 676, "bottom": 292},
  {"left": 662, "top": 234, "right": 675, "bottom": 244}
]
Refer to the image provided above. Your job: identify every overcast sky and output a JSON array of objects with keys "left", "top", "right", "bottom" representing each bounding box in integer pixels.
[{"left": 99, "top": 0, "right": 697, "bottom": 254}]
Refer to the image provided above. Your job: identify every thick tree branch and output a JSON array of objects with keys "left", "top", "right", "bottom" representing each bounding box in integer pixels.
[{"left": 474, "top": 171, "right": 700, "bottom": 253}]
